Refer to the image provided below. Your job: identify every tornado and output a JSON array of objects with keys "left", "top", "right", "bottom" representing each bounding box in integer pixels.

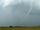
[{"left": 20, "top": 2, "right": 33, "bottom": 26}]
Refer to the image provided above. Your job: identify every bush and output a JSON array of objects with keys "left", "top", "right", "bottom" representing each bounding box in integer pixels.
[
  {"left": 9, "top": 26, "right": 12, "bottom": 28},
  {"left": 38, "top": 26, "right": 40, "bottom": 27},
  {"left": 16, "top": 26, "right": 19, "bottom": 27}
]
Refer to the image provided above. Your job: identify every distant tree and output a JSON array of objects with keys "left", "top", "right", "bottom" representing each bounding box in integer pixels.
[
  {"left": 39, "top": 26, "right": 40, "bottom": 27},
  {"left": 16, "top": 26, "right": 19, "bottom": 27},
  {"left": 1, "top": 26, "right": 4, "bottom": 28},
  {"left": 9, "top": 26, "right": 12, "bottom": 28}
]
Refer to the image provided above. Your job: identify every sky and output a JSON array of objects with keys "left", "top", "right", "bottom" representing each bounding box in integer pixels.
[{"left": 0, "top": 0, "right": 40, "bottom": 27}]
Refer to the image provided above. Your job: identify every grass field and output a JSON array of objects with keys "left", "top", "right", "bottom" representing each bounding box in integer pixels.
[{"left": 0, "top": 27, "right": 40, "bottom": 30}]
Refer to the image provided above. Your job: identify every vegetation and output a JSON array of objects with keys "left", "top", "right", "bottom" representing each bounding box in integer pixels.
[
  {"left": 0, "top": 26, "right": 40, "bottom": 30},
  {"left": 9, "top": 26, "right": 12, "bottom": 28},
  {"left": 0, "top": 27, "right": 40, "bottom": 30}
]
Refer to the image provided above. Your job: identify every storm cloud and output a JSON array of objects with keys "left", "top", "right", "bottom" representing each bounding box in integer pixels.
[{"left": 0, "top": 0, "right": 40, "bottom": 27}]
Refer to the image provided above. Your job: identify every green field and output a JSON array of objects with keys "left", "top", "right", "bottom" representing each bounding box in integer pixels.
[{"left": 0, "top": 27, "right": 40, "bottom": 30}]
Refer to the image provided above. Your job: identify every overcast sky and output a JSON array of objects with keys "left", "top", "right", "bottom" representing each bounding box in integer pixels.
[{"left": 0, "top": 0, "right": 40, "bottom": 27}]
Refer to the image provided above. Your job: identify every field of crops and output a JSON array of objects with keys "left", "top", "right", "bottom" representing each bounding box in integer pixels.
[{"left": 0, "top": 27, "right": 40, "bottom": 30}]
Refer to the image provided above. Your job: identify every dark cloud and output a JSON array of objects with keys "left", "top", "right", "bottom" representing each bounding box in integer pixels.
[
  {"left": 29, "top": 7, "right": 40, "bottom": 15},
  {"left": 5, "top": 2, "right": 40, "bottom": 16},
  {"left": 0, "top": 1, "right": 40, "bottom": 27}
]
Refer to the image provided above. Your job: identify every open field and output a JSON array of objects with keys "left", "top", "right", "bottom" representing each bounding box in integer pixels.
[{"left": 0, "top": 27, "right": 40, "bottom": 30}]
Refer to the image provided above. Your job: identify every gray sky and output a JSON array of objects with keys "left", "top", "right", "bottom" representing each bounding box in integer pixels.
[{"left": 0, "top": 0, "right": 40, "bottom": 27}]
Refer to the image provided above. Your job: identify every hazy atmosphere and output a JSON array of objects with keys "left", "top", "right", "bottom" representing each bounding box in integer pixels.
[{"left": 0, "top": 0, "right": 40, "bottom": 27}]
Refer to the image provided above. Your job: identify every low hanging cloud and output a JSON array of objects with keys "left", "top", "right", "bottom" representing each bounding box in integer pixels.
[{"left": 0, "top": 0, "right": 40, "bottom": 26}]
